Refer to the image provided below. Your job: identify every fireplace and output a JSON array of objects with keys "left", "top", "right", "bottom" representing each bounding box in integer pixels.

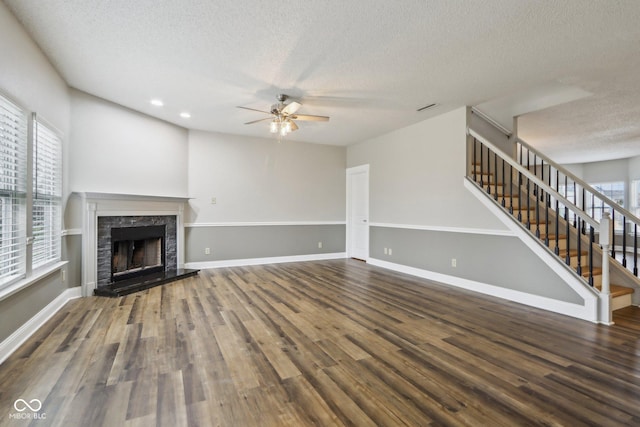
[
  {"left": 96, "top": 215, "right": 178, "bottom": 288},
  {"left": 111, "top": 225, "right": 166, "bottom": 282},
  {"left": 75, "top": 192, "right": 197, "bottom": 297}
]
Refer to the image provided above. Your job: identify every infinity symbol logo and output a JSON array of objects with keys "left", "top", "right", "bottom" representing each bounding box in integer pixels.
[{"left": 14, "top": 399, "right": 42, "bottom": 412}]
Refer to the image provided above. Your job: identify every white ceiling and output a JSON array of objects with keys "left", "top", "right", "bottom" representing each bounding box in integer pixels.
[{"left": 4, "top": 0, "right": 640, "bottom": 164}]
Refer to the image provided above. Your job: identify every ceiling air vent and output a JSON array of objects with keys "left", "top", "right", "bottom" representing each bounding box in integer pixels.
[{"left": 417, "top": 103, "right": 437, "bottom": 112}]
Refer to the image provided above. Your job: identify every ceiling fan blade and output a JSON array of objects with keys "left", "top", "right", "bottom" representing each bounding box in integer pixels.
[
  {"left": 281, "top": 101, "right": 302, "bottom": 115},
  {"left": 244, "top": 117, "right": 272, "bottom": 125},
  {"left": 290, "top": 120, "right": 299, "bottom": 131},
  {"left": 237, "top": 106, "right": 272, "bottom": 114},
  {"left": 291, "top": 114, "right": 330, "bottom": 122}
]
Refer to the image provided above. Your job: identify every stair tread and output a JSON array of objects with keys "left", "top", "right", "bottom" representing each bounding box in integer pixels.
[
  {"left": 581, "top": 267, "right": 603, "bottom": 276},
  {"left": 540, "top": 233, "right": 567, "bottom": 240},
  {"left": 595, "top": 284, "right": 634, "bottom": 297},
  {"left": 566, "top": 249, "right": 588, "bottom": 256}
]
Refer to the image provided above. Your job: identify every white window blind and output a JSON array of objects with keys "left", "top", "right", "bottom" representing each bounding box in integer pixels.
[
  {"left": 0, "top": 95, "right": 27, "bottom": 287},
  {"left": 32, "top": 118, "right": 62, "bottom": 269}
]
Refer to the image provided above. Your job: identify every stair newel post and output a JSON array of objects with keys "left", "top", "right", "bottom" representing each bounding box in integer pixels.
[{"left": 600, "top": 212, "right": 612, "bottom": 325}]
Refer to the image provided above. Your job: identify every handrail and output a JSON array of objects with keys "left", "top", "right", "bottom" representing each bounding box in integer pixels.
[
  {"left": 516, "top": 137, "right": 640, "bottom": 223},
  {"left": 470, "top": 107, "right": 513, "bottom": 137},
  {"left": 468, "top": 128, "right": 600, "bottom": 231}
]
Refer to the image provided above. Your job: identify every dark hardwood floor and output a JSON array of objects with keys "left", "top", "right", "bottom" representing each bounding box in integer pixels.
[{"left": 1, "top": 259, "right": 640, "bottom": 426}]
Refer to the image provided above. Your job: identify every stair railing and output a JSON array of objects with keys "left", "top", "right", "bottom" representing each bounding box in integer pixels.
[
  {"left": 517, "top": 138, "right": 640, "bottom": 278},
  {"left": 468, "top": 128, "right": 604, "bottom": 289}
]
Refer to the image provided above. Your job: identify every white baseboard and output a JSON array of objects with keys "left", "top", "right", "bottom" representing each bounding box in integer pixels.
[
  {"left": 0, "top": 286, "right": 82, "bottom": 365},
  {"left": 185, "top": 252, "right": 347, "bottom": 270},
  {"left": 368, "top": 258, "right": 599, "bottom": 323}
]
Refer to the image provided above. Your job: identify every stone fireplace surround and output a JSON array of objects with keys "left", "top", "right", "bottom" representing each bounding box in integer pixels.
[
  {"left": 76, "top": 192, "right": 189, "bottom": 297},
  {"left": 97, "top": 215, "right": 176, "bottom": 287}
]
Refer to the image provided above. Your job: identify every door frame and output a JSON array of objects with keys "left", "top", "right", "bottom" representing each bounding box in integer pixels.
[{"left": 346, "top": 164, "right": 370, "bottom": 260}]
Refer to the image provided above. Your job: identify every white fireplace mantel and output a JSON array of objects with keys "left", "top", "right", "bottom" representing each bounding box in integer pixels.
[{"left": 75, "top": 192, "right": 190, "bottom": 297}]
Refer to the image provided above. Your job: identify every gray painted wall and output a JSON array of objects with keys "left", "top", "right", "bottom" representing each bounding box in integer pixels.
[
  {"left": 348, "top": 107, "right": 585, "bottom": 305},
  {"left": 371, "top": 226, "right": 582, "bottom": 304},
  {"left": 186, "top": 224, "right": 345, "bottom": 262},
  {"left": 0, "top": 272, "right": 68, "bottom": 343}
]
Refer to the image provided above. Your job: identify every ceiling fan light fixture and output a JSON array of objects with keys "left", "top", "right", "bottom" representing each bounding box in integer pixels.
[{"left": 270, "top": 120, "right": 278, "bottom": 133}]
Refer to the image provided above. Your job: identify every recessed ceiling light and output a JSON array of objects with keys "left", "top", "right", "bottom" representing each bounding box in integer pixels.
[
  {"left": 180, "top": 112, "right": 191, "bottom": 118},
  {"left": 150, "top": 99, "right": 164, "bottom": 107}
]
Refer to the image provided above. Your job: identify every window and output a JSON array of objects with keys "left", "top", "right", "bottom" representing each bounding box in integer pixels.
[
  {"left": 0, "top": 96, "right": 27, "bottom": 287},
  {"left": 632, "top": 180, "right": 640, "bottom": 218},
  {"left": 32, "top": 119, "right": 62, "bottom": 268},
  {"left": 586, "top": 181, "right": 625, "bottom": 229},
  {"left": 0, "top": 93, "right": 63, "bottom": 292}
]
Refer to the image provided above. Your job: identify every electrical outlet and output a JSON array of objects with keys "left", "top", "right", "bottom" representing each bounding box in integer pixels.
[
  {"left": 61, "top": 270, "right": 66, "bottom": 282},
  {"left": 205, "top": 247, "right": 211, "bottom": 255},
  {"left": 451, "top": 258, "right": 457, "bottom": 267},
  {"left": 318, "top": 241, "right": 323, "bottom": 249},
  {"left": 388, "top": 248, "right": 393, "bottom": 256},
  {"left": 211, "top": 197, "right": 217, "bottom": 204},
  {"left": 384, "top": 247, "right": 388, "bottom": 255}
]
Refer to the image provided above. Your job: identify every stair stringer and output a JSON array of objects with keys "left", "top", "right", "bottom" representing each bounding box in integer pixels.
[{"left": 464, "top": 177, "right": 601, "bottom": 323}]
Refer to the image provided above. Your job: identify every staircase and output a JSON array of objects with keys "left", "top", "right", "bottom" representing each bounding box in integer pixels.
[{"left": 467, "top": 112, "right": 638, "bottom": 322}]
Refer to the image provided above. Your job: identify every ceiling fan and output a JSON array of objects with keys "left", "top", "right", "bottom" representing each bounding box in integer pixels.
[{"left": 237, "top": 94, "right": 330, "bottom": 137}]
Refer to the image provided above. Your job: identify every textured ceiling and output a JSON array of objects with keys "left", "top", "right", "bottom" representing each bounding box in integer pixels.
[{"left": 4, "top": 0, "right": 640, "bottom": 163}]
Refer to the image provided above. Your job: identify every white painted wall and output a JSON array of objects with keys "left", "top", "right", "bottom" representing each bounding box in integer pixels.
[
  {"left": 187, "top": 130, "right": 346, "bottom": 223},
  {"left": 347, "top": 107, "right": 506, "bottom": 229},
  {"left": 0, "top": 3, "right": 69, "bottom": 136},
  {"left": 69, "top": 90, "right": 188, "bottom": 198}
]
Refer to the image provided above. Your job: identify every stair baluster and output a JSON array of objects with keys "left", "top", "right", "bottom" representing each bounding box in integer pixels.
[
  {"left": 554, "top": 198, "right": 560, "bottom": 255},
  {"left": 635, "top": 223, "right": 638, "bottom": 277},
  {"left": 588, "top": 226, "right": 594, "bottom": 286},
  {"left": 576, "top": 217, "right": 582, "bottom": 276},
  {"left": 565, "top": 206, "right": 571, "bottom": 265},
  {"left": 535, "top": 184, "right": 540, "bottom": 237},
  {"left": 501, "top": 156, "right": 506, "bottom": 208},
  {"left": 622, "top": 216, "right": 627, "bottom": 268}
]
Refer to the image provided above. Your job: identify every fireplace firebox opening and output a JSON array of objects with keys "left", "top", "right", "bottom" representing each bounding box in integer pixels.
[{"left": 111, "top": 225, "right": 166, "bottom": 282}]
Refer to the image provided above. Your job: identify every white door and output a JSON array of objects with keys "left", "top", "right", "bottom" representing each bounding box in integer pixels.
[{"left": 347, "top": 165, "right": 369, "bottom": 260}]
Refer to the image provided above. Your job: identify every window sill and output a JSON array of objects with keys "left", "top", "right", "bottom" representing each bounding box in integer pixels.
[{"left": 0, "top": 261, "right": 68, "bottom": 303}]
